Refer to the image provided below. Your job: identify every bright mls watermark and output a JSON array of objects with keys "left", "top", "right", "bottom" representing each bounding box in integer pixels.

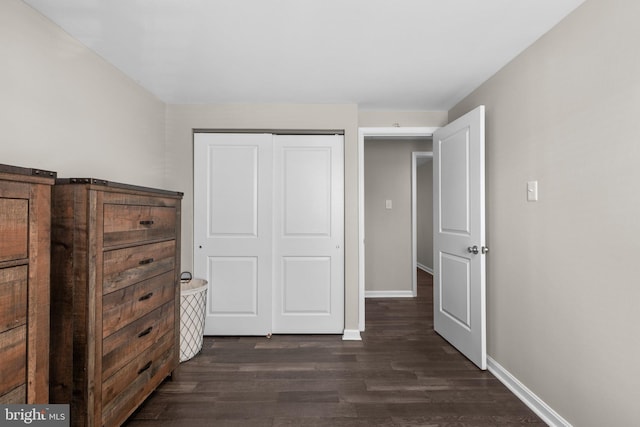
[{"left": 0, "top": 405, "right": 69, "bottom": 427}]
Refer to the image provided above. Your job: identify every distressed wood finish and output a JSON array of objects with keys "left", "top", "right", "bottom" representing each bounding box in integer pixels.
[
  {"left": 103, "top": 240, "right": 176, "bottom": 295},
  {"left": 0, "top": 326, "right": 26, "bottom": 397},
  {"left": 50, "top": 180, "right": 182, "bottom": 427},
  {"left": 0, "top": 165, "right": 54, "bottom": 404},
  {"left": 102, "top": 271, "right": 176, "bottom": 337},
  {"left": 0, "top": 384, "right": 25, "bottom": 404},
  {"left": 0, "top": 266, "right": 28, "bottom": 332},
  {"left": 125, "top": 270, "right": 544, "bottom": 426},
  {"left": 0, "top": 199, "right": 28, "bottom": 262},
  {"left": 102, "top": 304, "right": 176, "bottom": 379},
  {"left": 103, "top": 204, "right": 177, "bottom": 248},
  {"left": 102, "top": 332, "right": 175, "bottom": 425}
]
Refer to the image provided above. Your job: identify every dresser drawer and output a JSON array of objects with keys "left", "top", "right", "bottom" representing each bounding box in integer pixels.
[
  {"left": 0, "top": 199, "right": 28, "bottom": 262},
  {"left": 0, "top": 266, "right": 27, "bottom": 334},
  {"left": 103, "top": 240, "right": 176, "bottom": 295},
  {"left": 0, "top": 325, "right": 27, "bottom": 400},
  {"left": 103, "top": 204, "right": 176, "bottom": 247},
  {"left": 102, "top": 302, "right": 175, "bottom": 379},
  {"left": 102, "top": 330, "right": 175, "bottom": 424},
  {"left": 0, "top": 385, "right": 26, "bottom": 404},
  {"left": 103, "top": 270, "right": 176, "bottom": 338}
]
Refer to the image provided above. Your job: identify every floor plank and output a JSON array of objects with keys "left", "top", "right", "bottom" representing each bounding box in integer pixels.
[{"left": 125, "top": 270, "right": 544, "bottom": 426}]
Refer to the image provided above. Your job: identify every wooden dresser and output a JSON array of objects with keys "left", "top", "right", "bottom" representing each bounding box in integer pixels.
[
  {"left": 0, "top": 163, "right": 55, "bottom": 404},
  {"left": 50, "top": 178, "right": 182, "bottom": 427}
]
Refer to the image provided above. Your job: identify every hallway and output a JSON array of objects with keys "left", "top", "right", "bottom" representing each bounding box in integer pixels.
[{"left": 125, "top": 270, "right": 543, "bottom": 426}]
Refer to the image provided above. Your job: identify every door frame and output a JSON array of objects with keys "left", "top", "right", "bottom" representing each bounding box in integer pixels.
[
  {"left": 412, "top": 151, "right": 433, "bottom": 296},
  {"left": 358, "top": 127, "right": 439, "bottom": 331},
  {"left": 194, "top": 131, "right": 346, "bottom": 336}
]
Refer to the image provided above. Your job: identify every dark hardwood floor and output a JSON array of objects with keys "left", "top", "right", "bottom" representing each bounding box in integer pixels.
[{"left": 125, "top": 270, "right": 544, "bottom": 426}]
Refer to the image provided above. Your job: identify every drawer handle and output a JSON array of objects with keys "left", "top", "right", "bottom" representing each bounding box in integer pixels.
[
  {"left": 139, "top": 258, "right": 154, "bottom": 265},
  {"left": 138, "top": 292, "right": 154, "bottom": 301},
  {"left": 138, "top": 326, "right": 153, "bottom": 338},
  {"left": 137, "top": 361, "right": 152, "bottom": 375},
  {"left": 140, "top": 220, "right": 155, "bottom": 226}
]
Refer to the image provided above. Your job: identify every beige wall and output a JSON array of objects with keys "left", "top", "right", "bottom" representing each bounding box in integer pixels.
[
  {"left": 358, "top": 111, "right": 448, "bottom": 128},
  {"left": 0, "top": 0, "right": 166, "bottom": 187},
  {"left": 450, "top": 0, "right": 640, "bottom": 424},
  {"left": 364, "top": 138, "right": 431, "bottom": 293},
  {"left": 416, "top": 160, "right": 433, "bottom": 271},
  {"left": 165, "top": 104, "right": 360, "bottom": 329}
]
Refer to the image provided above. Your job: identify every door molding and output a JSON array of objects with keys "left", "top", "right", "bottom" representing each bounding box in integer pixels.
[
  {"left": 357, "top": 127, "right": 439, "bottom": 331},
  {"left": 194, "top": 129, "right": 344, "bottom": 136},
  {"left": 412, "top": 151, "right": 433, "bottom": 297}
]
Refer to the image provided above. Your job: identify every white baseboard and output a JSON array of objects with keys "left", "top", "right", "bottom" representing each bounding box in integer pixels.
[
  {"left": 487, "top": 356, "right": 572, "bottom": 427},
  {"left": 365, "top": 290, "right": 415, "bottom": 298},
  {"left": 342, "top": 329, "right": 362, "bottom": 341},
  {"left": 417, "top": 263, "right": 433, "bottom": 274}
]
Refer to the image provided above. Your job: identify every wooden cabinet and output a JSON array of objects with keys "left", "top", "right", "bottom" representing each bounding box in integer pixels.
[
  {"left": 0, "top": 163, "right": 55, "bottom": 404},
  {"left": 50, "top": 178, "right": 182, "bottom": 427}
]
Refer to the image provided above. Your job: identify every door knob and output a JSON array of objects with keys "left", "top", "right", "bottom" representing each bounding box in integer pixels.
[{"left": 467, "top": 245, "right": 489, "bottom": 255}]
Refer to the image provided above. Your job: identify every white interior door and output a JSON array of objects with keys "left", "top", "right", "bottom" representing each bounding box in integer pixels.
[
  {"left": 194, "top": 132, "right": 344, "bottom": 335},
  {"left": 194, "top": 133, "right": 273, "bottom": 335},
  {"left": 272, "top": 135, "right": 344, "bottom": 333},
  {"left": 433, "top": 105, "right": 487, "bottom": 370}
]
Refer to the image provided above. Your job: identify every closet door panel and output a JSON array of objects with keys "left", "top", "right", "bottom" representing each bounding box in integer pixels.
[
  {"left": 194, "top": 133, "right": 273, "bottom": 336},
  {"left": 273, "top": 135, "right": 344, "bottom": 334}
]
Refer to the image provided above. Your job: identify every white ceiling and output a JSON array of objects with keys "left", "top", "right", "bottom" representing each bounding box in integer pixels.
[{"left": 23, "top": 0, "right": 585, "bottom": 110}]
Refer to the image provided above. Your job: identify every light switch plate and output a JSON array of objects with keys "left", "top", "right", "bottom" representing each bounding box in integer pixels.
[
  {"left": 527, "top": 181, "right": 538, "bottom": 202},
  {"left": 385, "top": 199, "right": 392, "bottom": 209}
]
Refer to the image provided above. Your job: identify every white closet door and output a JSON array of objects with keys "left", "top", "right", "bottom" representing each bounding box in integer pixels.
[
  {"left": 272, "top": 135, "right": 344, "bottom": 333},
  {"left": 194, "top": 133, "right": 273, "bottom": 336}
]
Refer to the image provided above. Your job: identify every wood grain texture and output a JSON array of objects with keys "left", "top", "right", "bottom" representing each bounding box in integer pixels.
[
  {"left": 0, "top": 384, "right": 25, "bottom": 404},
  {"left": 103, "top": 204, "right": 176, "bottom": 248},
  {"left": 0, "top": 266, "right": 27, "bottom": 333},
  {"left": 124, "top": 270, "right": 544, "bottom": 426},
  {"left": 103, "top": 240, "right": 176, "bottom": 295},
  {"left": 50, "top": 182, "right": 182, "bottom": 427},
  {"left": 102, "top": 303, "right": 175, "bottom": 379},
  {"left": 27, "top": 181, "right": 52, "bottom": 402},
  {"left": 50, "top": 184, "right": 86, "bottom": 408},
  {"left": 0, "top": 169, "right": 53, "bottom": 404},
  {"left": 102, "top": 271, "right": 176, "bottom": 337},
  {"left": 0, "top": 325, "right": 26, "bottom": 397},
  {"left": 0, "top": 199, "right": 28, "bottom": 262}
]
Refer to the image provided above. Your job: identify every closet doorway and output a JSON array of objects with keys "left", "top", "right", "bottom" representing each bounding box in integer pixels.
[{"left": 194, "top": 132, "right": 344, "bottom": 336}]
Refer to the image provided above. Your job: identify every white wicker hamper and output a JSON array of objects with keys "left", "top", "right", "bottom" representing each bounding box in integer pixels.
[{"left": 179, "top": 278, "right": 208, "bottom": 362}]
